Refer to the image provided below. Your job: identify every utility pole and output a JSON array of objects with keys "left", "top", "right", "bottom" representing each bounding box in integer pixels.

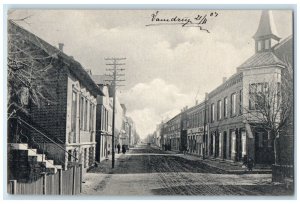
[{"left": 104, "top": 57, "right": 126, "bottom": 168}]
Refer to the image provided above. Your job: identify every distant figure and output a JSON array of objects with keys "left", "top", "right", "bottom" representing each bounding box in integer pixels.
[
  {"left": 183, "top": 146, "right": 187, "bottom": 155},
  {"left": 117, "top": 144, "right": 121, "bottom": 154},
  {"left": 247, "top": 157, "right": 254, "bottom": 171},
  {"left": 122, "top": 145, "right": 126, "bottom": 154},
  {"left": 243, "top": 155, "right": 248, "bottom": 168}
]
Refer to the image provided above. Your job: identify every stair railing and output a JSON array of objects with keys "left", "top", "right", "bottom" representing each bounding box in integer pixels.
[{"left": 11, "top": 116, "right": 78, "bottom": 166}]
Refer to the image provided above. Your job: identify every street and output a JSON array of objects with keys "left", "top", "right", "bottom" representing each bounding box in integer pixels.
[{"left": 81, "top": 144, "right": 292, "bottom": 196}]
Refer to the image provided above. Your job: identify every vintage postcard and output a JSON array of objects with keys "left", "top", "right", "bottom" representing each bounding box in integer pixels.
[{"left": 6, "top": 9, "right": 294, "bottom": 196}]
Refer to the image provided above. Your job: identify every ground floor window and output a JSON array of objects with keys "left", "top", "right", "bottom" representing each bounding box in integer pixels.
[
  {"left": 68, "top": 150, "right": 72, "bottom": 162},
  {"left": 84, "top": 148, "right": 87, "bottom": 168}
]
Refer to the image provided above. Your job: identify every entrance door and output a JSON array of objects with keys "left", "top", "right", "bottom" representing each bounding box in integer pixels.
[
  {"left": 236, "top": 129, "right": 242, "bottom": 161},
  {"left": 255, "top": 132, "right": 274, "bottom": 164},
  {"left": 215, "top": 132, "right": 219, "bottom": 158},
  {"left": 223, "top": 132, "right": 227, "bottom": 159},
  {"left": 210, "top": 134, "right": 214, "bottom": 156},
  {"left": 228, "top": 132, "right": 232, "bottom": 159}
]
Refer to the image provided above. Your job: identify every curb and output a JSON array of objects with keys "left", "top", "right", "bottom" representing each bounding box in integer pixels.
[{"left": 163, "top": 149, "right": 272, "bottom": 174}]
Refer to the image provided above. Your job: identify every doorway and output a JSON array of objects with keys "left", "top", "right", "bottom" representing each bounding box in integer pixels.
[{"left": 223, "top": 131, "right": 227, "bottom": 159}]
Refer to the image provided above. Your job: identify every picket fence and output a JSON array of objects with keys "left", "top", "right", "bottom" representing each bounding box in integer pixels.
[{"left": 8, "top": 165, "right": 82, "bottom": 195}]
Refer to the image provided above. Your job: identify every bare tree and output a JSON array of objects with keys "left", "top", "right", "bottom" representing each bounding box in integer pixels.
[
  {"left": 7, "top": 20, "right": 56, "bottom": 119},
  {"left": 243, "top": 59, "right": 293, "bottom": 164},
  {"left": 7, "top": 20, "right": 57, "bottom": 143}
]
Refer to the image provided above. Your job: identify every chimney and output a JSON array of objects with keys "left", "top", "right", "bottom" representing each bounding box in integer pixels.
[
  {"left": 195, "top": 100, "right": 198, "bottom": 105},
  {"left": 85, "top": 69, "right": 92, "bottom": 75},
  {"left": 205, "top": 92, "right": 209, "bottom": 100},
  {"left": 223, "top": 77, "right": 227, "bottom": 83},
  {"left": 58, "top": 43, "right": 64, "bottom": 52}
]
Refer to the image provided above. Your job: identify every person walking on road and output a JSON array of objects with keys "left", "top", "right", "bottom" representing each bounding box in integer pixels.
[
  {"left": 122, "top": 145, "right": 126, "bottom": 154},
  {"left": 117, "top": 144, "right": 121, "bottom": 154},
  {"left": 247, "top": 157, "right": 254, "bottom": 171}
]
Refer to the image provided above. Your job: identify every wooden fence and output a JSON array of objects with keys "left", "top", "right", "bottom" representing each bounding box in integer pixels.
[
  {"left": 8, "top": 165, "right": 82, "bottom": 195},
  {"left": 272, "top": 164, "right": 294, "bottom": 183}
]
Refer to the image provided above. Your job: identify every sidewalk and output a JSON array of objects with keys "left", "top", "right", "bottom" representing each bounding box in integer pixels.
[
  {"left": 89, "top": 152, "right": 126, "bottom": 174},
  {"left": 164, "top": 149, "right": 271, "bottom": 174}
]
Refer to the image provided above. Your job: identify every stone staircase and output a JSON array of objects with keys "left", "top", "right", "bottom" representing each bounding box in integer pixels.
[{"left": 10, "top": 143, "right": 62, "bottom": 174}]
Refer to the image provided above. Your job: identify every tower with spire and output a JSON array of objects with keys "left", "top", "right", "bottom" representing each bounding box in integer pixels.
[{"left": 253, "top": 10, "right": 281, "bottom": 53}]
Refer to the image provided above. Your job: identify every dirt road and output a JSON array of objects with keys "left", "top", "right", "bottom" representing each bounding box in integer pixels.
[{"left": 81, "top": 144, "right": 292, "bottom": 196}]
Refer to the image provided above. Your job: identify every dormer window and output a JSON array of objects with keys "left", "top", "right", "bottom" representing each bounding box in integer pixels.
[
  {"left": 253, "top": 11, "right": 281, "bottom": 53},
  {"left": 257, "top": 41, "right": 262, "bottom": 51},
  {"left": 265, "top": 39, "right": 270, "bottom": 50}
]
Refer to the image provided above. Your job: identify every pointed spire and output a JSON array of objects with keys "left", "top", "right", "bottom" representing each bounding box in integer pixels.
[{"left": 253, "top": 10, "right": 280, "bottom": 41}]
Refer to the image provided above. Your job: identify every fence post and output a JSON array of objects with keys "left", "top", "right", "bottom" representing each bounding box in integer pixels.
[
  {"left": 79, "top": 164, "right": 82, "bottom": 193},
  {"left": 9, "top": 180, "right": 17, "bottom": 195},
  {"left": 42, "top": 173, "right": 47, "bottom": 195},
  {"left": 72, "top": 166, "right": 76, "bottom": 195},
  {"left": 58, "top": 169, "right": 62, "bottom": 195}
]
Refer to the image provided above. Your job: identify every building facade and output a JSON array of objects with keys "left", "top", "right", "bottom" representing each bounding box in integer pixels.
[
  {"left": 160, "top": 10, "right": 293, "bottom": 166},
  {"left": 8, "top": 21, "right": 103, "bottom": 173},
  {"left": 164, "top": 113, "right": 183, "bottom": 151},
  {"left": 184, "top": 101, "right": 207, "bottom": 157},
  {"left": 92, "top": 75, "right": 113, "bottom": 162}
]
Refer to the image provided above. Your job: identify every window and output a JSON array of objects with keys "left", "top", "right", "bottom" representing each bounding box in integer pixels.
[
  {"left": 68, "top": 150, "right": 72, "bottom": 162},
  {"left": 224, "top": 97, "right": 228, "bottom": 118},
  {"left": 257, "top": 83, "right": 263, "bottom": 93},
  {"left": 20, "top": 87, "right": 29, "bottom": 106},
  {"left": 249, "top": 84, "right": 256, "bottom": 94},
  {"left": 211, "top": 103, "right": 215, "bottom": 122},
  {"left": 199, "top": 111, "right": 203, "bottom": 125},
  {"left": 80, "top": 97, "right": 84, "bottom": 130},
  {"left": 249, "top": 83, "right": 269, "bottom": 110},
  {"left": 84, "top": 99, "right": 88, "bottom": 131},
  {"left": 74, "top": 149, "right": 77, "bottom": 161},
  {"left": 217, "top": 100, "right": 222, "bottom": 120},
  {"left": 257, "top": 41, "right": 262, "bottom": 51},
  {"left": 277, "top": 82, "right": 281, "bottom": 108},
  {"left": 89, "top": 103, "right": 94, "bottom": 132},
  {"left": 231, "top": 93, "right": 236, "bottom": 116},
  {"left": 239, "top": 90, "right": 243, "bottom": 114},
  {"left": 71, "top": 91, "right": 77, "bottom": 132},
  {"left": 265, "top": 39, "right": 270, "bottom": 49},
  {"left": 106, "top": 110, "right": 109, "bottom": 131},
  {"left": 84, "top": 148, "right": 87, "bottom": 168},
  {"left": 101, "top": 106, "right": 104, "bottom": 130}
]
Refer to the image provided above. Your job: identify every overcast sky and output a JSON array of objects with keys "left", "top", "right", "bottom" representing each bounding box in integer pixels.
[{"left": 8, "top": 10, "right": 293, "bottom": 139}]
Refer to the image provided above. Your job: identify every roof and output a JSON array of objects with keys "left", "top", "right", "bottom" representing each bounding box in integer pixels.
[
  {"left": 91, "top": 75, "right": 115, "bottom": 97},
  {"left": 9, "top": 20, "right": 104, "bottom": 97},
  {"left": 273, "top": 35, "right": 293, "bottom": 65},
  {"left": 91, "top": 75, "right": 111, "bottom": 85},
  {"left": 185, "top": 101, "right": 205, "bottom": 114},
  {"left": 208, "top": 72, "right": 243, "bottom": 98},
  {"left": 238, "top": 51, "right": 285, "bottom": 69},
  {"left": 273, "top": 35, "right": 293, "bottom": 51},
  {"left": 253, "top": 10, "right": 280, "bottom": 40}
]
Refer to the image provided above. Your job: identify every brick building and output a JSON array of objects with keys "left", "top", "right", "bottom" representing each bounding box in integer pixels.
[
  {"left": 91, "top": 75, "right": 113, "bottom": 162},
  {"left": 184, "top": 101, "right": 208, "bottom": 156},
  {"left": 8, "top": 20, "right": 103, "bottom": 173},
  {"left": 164, "top": 113, "right": 184, "bottom": 151},
  {"left": 161, "top": 10, "right": 293, "bottom": 166},
  {"left": 127, "top": 117, "right": 136, "bottom": 147},
  {"left": 207, "top": 72, "right": 245, "bottom": 162}
]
